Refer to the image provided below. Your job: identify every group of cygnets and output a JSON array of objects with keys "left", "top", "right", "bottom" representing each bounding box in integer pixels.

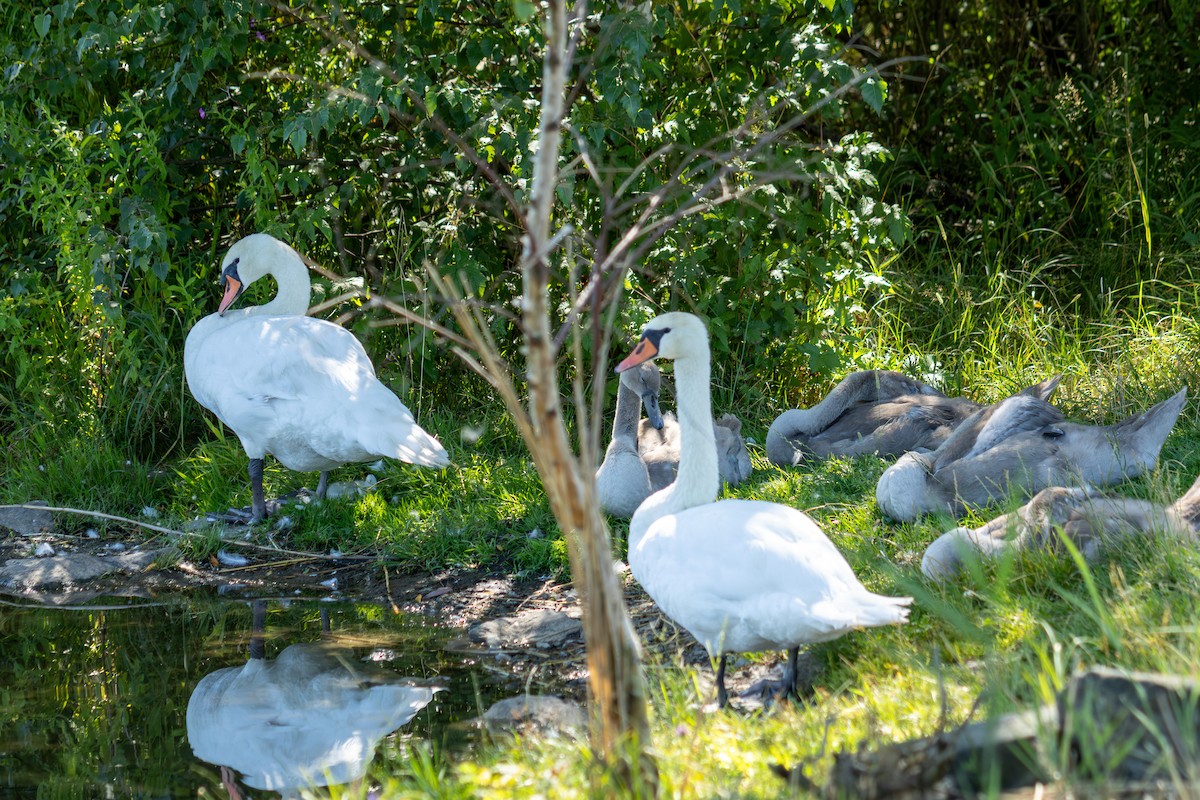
[
  {"left": 184, "top": 233, "right": 1192, "bottom": 710},
  {"left": 763, "top": 368, "right": 1190, "bottom": 578},
  {"left": 599, "top": 314, "right": 1190, "bottom": 703}
]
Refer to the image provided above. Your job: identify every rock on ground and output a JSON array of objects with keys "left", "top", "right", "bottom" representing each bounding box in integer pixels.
[
  {"left": 469, "top": 608, "right": 582, "bottom": 650},
  {"left": 0, "top": 550, "right": 162, "bottom": 590},
  {"left": 0, "top": 502, "right": 54, "bottom": 536}
]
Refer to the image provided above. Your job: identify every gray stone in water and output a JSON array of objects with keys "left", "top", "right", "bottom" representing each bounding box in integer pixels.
[
  {"left": 481, "top": 695, "right": 586, "bottom": 738},
  {"left": 0, "top": 502, "right": 54, "bottom": 536},
  {"left": 469, "top": 608, "right": 582, "bottom": 649},
  {"left": 0, "top": 550, "right": 161, "bottom": 590}
]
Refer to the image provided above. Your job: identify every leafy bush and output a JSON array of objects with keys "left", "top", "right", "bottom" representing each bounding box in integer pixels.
[{"left": 0, "top": 0, "right": 903, "bottom": 464}]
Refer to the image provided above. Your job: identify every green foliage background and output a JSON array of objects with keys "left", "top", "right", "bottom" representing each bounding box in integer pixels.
[
  {"left": 0, "top": 0, "right": 1197, "bottom": 501},
  {"left": 0, "top": 0, "right": 904, "bottom": 469},
  {"left": 2, "top": 3, "right": 1200, "bottom": 794}
]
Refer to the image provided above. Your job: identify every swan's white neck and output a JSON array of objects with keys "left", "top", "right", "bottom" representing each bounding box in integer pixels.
[
  {"left": 629, "top": 350, "right": 720, "bottom": 544},
  {"left": 249, "top": 255, "right": 311, "bottom": 317}
]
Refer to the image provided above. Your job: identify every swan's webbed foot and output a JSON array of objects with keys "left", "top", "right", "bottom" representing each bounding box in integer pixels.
[
  {"left": 740, "top": 647, "right": 809, "bottom": 706},
  {"left": 203, "top": 499, "right": 283, "bottom": 526},
  {"left": 740, "top": 676, "right": 801, "bottom": 705},
  {"left": 202, "top": 459, "right": 319, "bottom": 525}
]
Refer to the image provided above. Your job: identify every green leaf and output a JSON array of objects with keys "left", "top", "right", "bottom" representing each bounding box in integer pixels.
[
  {"left": 34, "top": 13, "right": 51, "bottom": 38},
  {"left": 288, "top": 124, "right": 307, "bottom": 155},
  {"left": 512, "top": 0, "right": 535, "bottom": 22},
  {"left": 861, "top": 77, "right": 887, "bottom": 114}
]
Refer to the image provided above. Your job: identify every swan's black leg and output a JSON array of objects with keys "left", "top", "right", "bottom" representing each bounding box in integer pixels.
[
  {"left": 248, "top": 458, "right": 268, "bottom": 522},
  {"left": 316, "top": 470, "right": 329, "bottom": 499},
  {"left": 782, "top": 646, "right": 800, "bottom": 698},
  {"left": 249, "top": 599, "right": 267, "bottom": 660},
  {"left": 716, "top": 654, "right": 729, "bottom": 708}
]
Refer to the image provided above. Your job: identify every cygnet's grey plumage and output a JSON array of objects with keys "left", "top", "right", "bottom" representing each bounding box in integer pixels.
[
  {"left": 766, "top": 370, "right": 1060, "bottom": 467},
  {"left": 922, "top": 471, "right": 1200, "bottom": 581},
  {"left": 878, "top": 387, "right": 1188, "bottom": 522},
  {"left": 596, "top": 362, "right": 753, "bottom": 519},
  {"left": 640, "top": 412, "right": 753, "bottom": 490},
  {"left": 596, "top": 362, "right": 664, "bottom": 518}
]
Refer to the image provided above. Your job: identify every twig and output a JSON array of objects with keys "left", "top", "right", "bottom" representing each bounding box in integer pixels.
[
  {"left": 383, "top": 565, "right": 401, "bottom": 614},
  {"left": 0, "top": 597, "right": 175, "bottom": 611},
  {"left": 2, "top": 504, "right": 375, "bottom": 562}
]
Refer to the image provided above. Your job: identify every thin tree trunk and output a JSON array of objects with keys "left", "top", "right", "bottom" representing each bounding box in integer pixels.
[{"left": 518, "top": 1, "right": 655, "bottom": 791}]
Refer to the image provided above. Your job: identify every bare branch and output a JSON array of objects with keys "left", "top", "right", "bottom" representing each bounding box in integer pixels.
[{"left": 424, "top": 266, "right": 535, "bottom": 444}]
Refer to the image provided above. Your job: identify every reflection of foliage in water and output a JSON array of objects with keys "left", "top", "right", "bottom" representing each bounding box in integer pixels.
[
  {"left": 0, "top": 599, "right": 490, "bottom": 795},
  {"left": 0, "top": 600, "right": 203, "bottom": 796}
]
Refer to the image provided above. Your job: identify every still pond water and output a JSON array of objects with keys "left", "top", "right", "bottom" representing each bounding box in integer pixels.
[{"left": 0, "top": 594, "right": 507, "bottom": 798}]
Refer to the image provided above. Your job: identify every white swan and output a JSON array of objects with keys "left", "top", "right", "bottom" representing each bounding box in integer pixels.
[
  {"left": 922, "top": 473, "right": 1200, "bottom": 581},
  {"left": 187, "top": 601, "right": 437, "bottom": 796},
  {"left": 596, "top": 362, "right": 664, "bottom": 518},
  {"left": 876, "top": 387, "right": 1187, "bottom": 522},
  {"left": 184, "top": 234, "right": 449, "bottom": 521},
  {"left": 616, "top": 312, "right": 911, "bottom": 706}
]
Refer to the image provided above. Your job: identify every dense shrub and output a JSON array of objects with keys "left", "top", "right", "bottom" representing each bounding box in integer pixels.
[
  {"left": 855, "top": 0, "right": 1200, "bottom": 273},
  {"left": 0, "top": 0, "right": 904, "bottom": 456}
]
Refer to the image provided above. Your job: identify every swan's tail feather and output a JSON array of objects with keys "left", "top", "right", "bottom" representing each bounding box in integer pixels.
[
  {"left": 394, "top": 427, "right": 451, "bottom": 469},
  {"left": 855, "top": 594, "right": 913, "bottom": 627},
  {"left": 1113, "top": 387, "right": 1187, "bottom": 467}
]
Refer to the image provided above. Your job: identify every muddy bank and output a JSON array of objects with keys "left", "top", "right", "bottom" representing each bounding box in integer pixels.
[{"left": 0, "top": 502, "right": 798, "bottom": 706}]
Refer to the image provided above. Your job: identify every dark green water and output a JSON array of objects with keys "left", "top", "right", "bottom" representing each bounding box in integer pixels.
[{"left": 0, "top": 595, "right": 502, "bottom": 798}]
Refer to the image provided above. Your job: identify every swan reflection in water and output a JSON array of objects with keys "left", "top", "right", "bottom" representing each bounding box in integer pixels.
[{"left": 186, "top": 601, "right": 439, "bottom": 797}]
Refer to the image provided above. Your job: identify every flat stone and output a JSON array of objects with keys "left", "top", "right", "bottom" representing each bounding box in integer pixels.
[
  {"left": 481, "top": 695, "right": 586, "bottom": 738},
  {"left": 0, "top": 549, "right": 161, "bottom": 590},
  {"left": 0, "top": 502, "right": 54, "bottom": 536},
  {"left": 469, "top": 608, "right": 582, "bottom": 649}
]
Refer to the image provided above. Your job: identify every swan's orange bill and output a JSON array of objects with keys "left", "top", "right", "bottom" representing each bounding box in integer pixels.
[
  {"left": 615, "top": 339, "right": 658, "bottom": 373},
  {"left": 217, "top": 276, "right": 243, "bottom": 316}
]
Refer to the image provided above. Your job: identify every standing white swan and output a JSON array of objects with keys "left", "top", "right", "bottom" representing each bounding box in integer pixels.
[
  {"left": 184, "top": 234, "right": 449, "bottom": 521},
  {"left": 617, "top": 312, "right": 911, "bottom": 706}
]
